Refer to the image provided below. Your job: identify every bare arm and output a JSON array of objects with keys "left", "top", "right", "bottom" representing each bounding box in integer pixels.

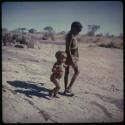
[
  {"left": 52, "top": 63, "right": 62, "bottom": 73},
  {"left": 52, "top": 63, "right": 57, "bottom": 72},
  {"left": 68, "top": 38, "right": 77, "bottom": 63},
  {"left": 66, "top": 34, "right": 74, "bottom": 63}
]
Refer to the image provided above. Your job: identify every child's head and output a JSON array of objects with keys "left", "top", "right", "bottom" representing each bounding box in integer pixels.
[
  {"left": 55, "top": 51, "right": 67, "bottom": 63},
  {"left": 71, "top": 21, "right": 82, "bottom": 35}
]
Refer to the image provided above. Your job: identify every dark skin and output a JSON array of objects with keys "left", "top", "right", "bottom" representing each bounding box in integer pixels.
[{"left": 64, "top": 27, "right": 81, "bottom": 94}]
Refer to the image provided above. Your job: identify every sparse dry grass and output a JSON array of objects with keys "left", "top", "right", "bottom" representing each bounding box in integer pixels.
[{"left": 2, "top": 33, "right": 123, "bottom": 50}]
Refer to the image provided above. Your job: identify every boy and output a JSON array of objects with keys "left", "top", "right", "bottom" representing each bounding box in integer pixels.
[
  {"left": 49, "top": 51, "right": 67, "bottom": 98},
  {"left": 64, "top": 21, "right": 82, "bottom": 96}
]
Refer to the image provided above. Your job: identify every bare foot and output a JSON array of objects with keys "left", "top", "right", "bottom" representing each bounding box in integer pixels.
[
  {"left": 49, "top": 90, "right": 53, "bottom": 97},
  {"left": 63, "top": 89, "right": 74, "bottom": 96}
]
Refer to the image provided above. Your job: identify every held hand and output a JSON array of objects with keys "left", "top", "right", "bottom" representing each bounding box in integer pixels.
[{"left": 63, "top": 63, "right": 68, "bottom": 68}]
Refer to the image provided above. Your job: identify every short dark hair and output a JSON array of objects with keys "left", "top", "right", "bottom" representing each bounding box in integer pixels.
[{"left": 71, "top": 21, "right": 82, "bottom": 31}]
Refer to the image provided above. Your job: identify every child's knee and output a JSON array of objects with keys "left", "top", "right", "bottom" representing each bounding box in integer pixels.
[
  {"left": 75, "top": 69, "right": 80, "bottom": 76},
  {"left": 77, "top": 69, "right": 80, "bottom": 75}
]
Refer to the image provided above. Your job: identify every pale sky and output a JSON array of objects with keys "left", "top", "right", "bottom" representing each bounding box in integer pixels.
[{"left": 2, "top": 1, "right": 123, "bottom": 35}]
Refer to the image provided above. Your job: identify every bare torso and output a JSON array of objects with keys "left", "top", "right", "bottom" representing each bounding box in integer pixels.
[{"left": 65, "top": 32, "right": 79, "bottom": 64}]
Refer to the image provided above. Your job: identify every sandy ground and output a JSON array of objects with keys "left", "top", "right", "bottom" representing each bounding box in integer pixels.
[{"left": 2, "top": 42, "right": 123, "bottom": 123}]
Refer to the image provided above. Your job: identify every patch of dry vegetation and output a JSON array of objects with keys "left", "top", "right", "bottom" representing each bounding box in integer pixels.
[
  {"left": 2, "top": 32, "right": 123, "bottom": 49},
  {"left": 79, "top": 35, "right": 123, "bottom": 49}
]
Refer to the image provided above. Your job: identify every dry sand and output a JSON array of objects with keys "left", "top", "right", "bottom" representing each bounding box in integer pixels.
[{"left": 2, "top": 42, "right": 123, "bottom": 123}]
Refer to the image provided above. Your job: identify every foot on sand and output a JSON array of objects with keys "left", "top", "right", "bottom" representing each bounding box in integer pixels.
[
  {"left": 49, "top": 90, "right": 53, "bottom": 97},
  {"left": 64, "top": 89, "right": 75, "bottom": 96}
]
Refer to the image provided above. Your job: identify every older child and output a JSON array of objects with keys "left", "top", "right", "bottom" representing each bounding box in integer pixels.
[
  {"left": 49, "top": 51, "right": 67, "bottom": 98},
  {"left": 64, "top": 21, "right": 82, "bottom": 96}
]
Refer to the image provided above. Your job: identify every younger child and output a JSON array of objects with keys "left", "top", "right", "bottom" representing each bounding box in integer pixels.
[{"left": 49, "top": 51, "right": 67, "bottom": 98}]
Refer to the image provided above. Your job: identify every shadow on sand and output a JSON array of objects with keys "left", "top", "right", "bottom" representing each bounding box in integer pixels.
[{"left": 7, "top": 80, "right": 51, "bottom": 100}]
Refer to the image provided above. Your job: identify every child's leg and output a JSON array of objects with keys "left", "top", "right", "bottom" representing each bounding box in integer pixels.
[
  {"left": 49, "top": 75, "right": 56, "bottom": 97},
  {"left": 50, "top": 76, "right": 60, "bottom": 97},
  {"left": 49, "top": 87, "right": 56, "bottom": 97},
  {"left": 67, "top": 62, "right": 79, "bottom": 92},
  {"left": 64, "top": 65, "right": 70, "bottom": 91},
  {"left": 53, "top": 79, "right": 60, "bottom": 97}
]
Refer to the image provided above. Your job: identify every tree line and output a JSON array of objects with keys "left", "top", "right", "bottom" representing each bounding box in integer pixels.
[{"left": 2, "top": 24, "right": 123, "bottom": 38}]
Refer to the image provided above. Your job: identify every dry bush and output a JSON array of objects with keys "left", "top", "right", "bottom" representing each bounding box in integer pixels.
[
  {"left": 111, "top": 41, "right": 123, "bottom": 49},
  {"left": 98, "top": 42, "right": 114, "bottom": 48},
  {"left": 86, "top": 36, "right": 123, "bottom": 49},
  {"left": 27, "top": 41, "right": 35, "bottom": 48},
  {"left": 98, "top": 40, "right": 123, "bottom": 49},
  {"left": 14, "top": 44, "right": 25, "bottom": 48}
]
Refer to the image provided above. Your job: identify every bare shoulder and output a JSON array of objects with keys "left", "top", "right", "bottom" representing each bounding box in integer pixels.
[{"left": 66, "top": 32, "right": 73, "bottom": 41}]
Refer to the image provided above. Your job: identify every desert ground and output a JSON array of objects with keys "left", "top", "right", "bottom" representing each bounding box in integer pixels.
[{"left": 2, "top": 36, "right": 123, "bottom": 123}]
